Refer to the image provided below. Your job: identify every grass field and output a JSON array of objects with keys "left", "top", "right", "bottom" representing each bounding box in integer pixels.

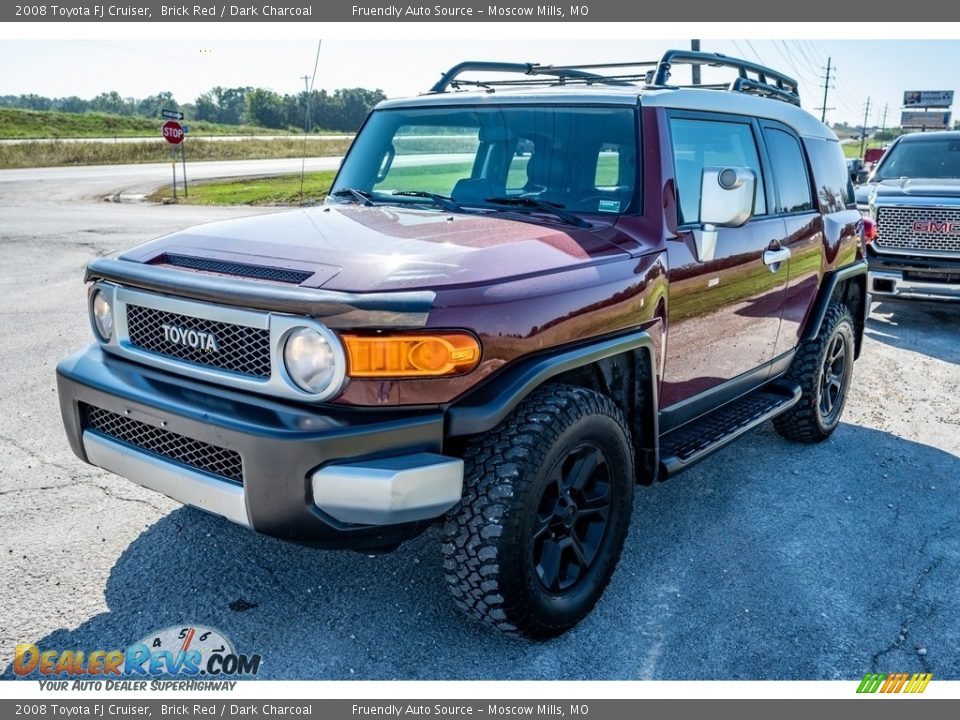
[
  {"left": 149, "top": 154, "right": 624, "bottom": 207},
  {"left": 0, "top": 107, "right": 293, "bottom": 140},
  {"left": 148, "top": 170, "right": 339, "bottom": 206},
  {"left": 0, "top": 137, "right": 353, "bottom": 169}
]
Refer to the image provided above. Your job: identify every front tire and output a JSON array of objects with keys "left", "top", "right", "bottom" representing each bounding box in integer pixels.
[
  {"left": 441, "top": 384, "right": 634, "bottom": 639},
  {"left": 774, "top": 302, "right": 855, "bottom": 443}
]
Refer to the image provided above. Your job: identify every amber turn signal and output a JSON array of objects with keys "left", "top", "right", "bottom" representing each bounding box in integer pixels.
[
  {"left": 860, "top": 217, "right": 878, "bottom": 244},
  {"left": 341, "top": 333, "right": 481, "bottom": 378}
]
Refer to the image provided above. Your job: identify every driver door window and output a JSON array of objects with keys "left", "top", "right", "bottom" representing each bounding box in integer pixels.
[{"left": 670, "top": 117, "right": 766, "bottom": 225}]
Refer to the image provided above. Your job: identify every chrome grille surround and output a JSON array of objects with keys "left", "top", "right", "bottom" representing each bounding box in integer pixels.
[
  {"left": 90, "top": 282, "right": 347, "bottom": 402},
  {"left": 876, "top": 205, "right": 960, "bottom": 256}
]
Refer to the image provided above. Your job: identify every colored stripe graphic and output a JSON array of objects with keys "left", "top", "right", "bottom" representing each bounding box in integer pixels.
[
  {"left": 857, "top": 673, "right": 886, "bottom": 693},
  {"left": 857, "top": 672, "right": 931, "bottom": 694}
]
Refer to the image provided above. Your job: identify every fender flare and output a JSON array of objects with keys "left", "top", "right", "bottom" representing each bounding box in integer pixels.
[
  {"left": 801, "top": 260, "right": 868, "bottom": 343},
  {"left": 446, "top": 330, "right": 657, "bottom": 438}
]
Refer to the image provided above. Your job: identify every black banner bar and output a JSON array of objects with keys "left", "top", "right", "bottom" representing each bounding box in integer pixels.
[{"left": 3, "top": 1, "right": 960, "bottom": 21}]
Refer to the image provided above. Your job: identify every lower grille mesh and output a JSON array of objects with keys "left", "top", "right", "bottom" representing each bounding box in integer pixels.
[{"left": 82, "top": 403, "right": 243, "bottom": 484}]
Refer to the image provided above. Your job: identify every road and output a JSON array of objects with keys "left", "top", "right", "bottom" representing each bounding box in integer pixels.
[
  {"left": 0, "top": 156, "right": 347, "bottom": 202},
  {"left": 0, "top": 161, "right": 958, "bottom": 680},
  {"left": 0, "top": 135, "right": 354, "bottom": 146}
]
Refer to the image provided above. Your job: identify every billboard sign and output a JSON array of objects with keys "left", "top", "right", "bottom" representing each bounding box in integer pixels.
[
  {"left": 900, "top": 111, "right": 952, "bottom": 129},
  {"left": 903, "top": 91, "right": 954, "bottom": 109}
]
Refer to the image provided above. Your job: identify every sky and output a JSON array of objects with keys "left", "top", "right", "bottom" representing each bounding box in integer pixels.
[{"left": 1, "top": 38, "right": 959, "bottom": 127}]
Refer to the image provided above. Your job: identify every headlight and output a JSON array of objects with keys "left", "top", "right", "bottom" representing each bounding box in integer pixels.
[
  {"left": 91, "top": 290, "right": 113, "bottom": 341},
  {"left": 283, "top": 327, "right": 338, "bottom": 394}
]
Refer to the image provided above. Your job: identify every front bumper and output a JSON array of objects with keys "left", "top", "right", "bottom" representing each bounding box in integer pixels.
[
  {"left": 57, "top": 346, "right": 462, "bottom": 550},
  {"left": 867, "top": 250, "right": 960, "bottom": 302}
]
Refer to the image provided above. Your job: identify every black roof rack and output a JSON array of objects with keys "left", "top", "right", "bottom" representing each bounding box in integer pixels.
[{"left": 429, "top": 50, "right": 800, "bottom": 107}]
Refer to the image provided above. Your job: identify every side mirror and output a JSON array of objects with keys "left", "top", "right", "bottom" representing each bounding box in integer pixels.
[{"left": 694, "top": 166, "right": 756, "bottom": 262}]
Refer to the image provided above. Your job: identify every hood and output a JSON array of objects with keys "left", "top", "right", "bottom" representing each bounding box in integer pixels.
[
  {"left": 873, "top": 177, "right": 960, "bottom": 200},
  {"left": 121, "top": 205, "right": 629, "bottom": 292}
]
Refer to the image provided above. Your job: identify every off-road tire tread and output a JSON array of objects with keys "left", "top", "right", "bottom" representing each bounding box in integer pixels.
[
  {"left": 441, "top": 383, "right": 633, "bottom": 639},
  {"left": 774, "top": 302, "right": 854, "bottom": 443}
]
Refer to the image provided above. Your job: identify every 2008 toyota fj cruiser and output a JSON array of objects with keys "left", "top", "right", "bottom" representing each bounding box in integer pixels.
[{"left": 57, "top": 50, "right": 868, "bottom": 638}]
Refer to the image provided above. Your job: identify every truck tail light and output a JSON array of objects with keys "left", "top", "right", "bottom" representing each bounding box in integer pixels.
[
  {"left": 341, "top": 332, "right": 481, "bottom": 378},
  {"left": 860, "top": 217, "right": 878, "bottom": 244}
]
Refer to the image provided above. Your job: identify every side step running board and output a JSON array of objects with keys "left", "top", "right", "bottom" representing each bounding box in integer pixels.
[{"left": 659, "top": 383, "right": 801, "bottom": 478}]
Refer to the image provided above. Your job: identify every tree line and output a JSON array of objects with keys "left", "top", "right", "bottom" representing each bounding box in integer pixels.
[{"left": 0, "top": 85, "right": 387, "bottom": 133}]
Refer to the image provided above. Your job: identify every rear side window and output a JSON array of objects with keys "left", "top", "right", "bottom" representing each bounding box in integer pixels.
[
  {"left": 804, "top": 137, "right": 853, "bottom": 213},
  {"left": 765, "top": 128, "right": 814, "bottom": 213},
  {"left": 669, "top": 117, "right": 766, "bottom": 225}
]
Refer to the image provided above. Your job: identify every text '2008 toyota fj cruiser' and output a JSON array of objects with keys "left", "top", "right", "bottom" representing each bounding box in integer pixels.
[{"left": 58, "top": 51, "right": 868, "bottom": 638}]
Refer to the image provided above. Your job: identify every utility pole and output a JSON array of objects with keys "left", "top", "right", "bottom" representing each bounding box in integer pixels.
[
  {"left": 691, "top": 39, "right": 701, "bottom": 85},
  {"left": 818, "top": 56, "right": 833, "bottom": 123},
  {"left": 859, "top": 97, "right": 871, "bottom": 159},
  {"left": 881, "top": 103, "right": 889, "bottom": 135}
]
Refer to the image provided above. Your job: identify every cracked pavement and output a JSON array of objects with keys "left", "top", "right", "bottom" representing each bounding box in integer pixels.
[{"left": 0, "top": 162, "right": 958, "bottom": 680}]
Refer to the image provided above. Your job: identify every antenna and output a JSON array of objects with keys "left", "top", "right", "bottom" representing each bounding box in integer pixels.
[{"left": 299, "top": 40, "right": 322, "bottom": 207}]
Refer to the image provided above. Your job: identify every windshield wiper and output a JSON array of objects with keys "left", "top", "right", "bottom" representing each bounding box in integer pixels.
[
  {"left": 481, "top": 196, "right": 590, "bottom": 228},
  {"left": 331, "top": 188, "right": 376, "bottom": 206},
  {"left": 390, "top": 190, "right": 462, "bottom": 212}
]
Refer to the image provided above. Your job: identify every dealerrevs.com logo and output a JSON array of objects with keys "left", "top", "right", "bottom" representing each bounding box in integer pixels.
[{"left": 14, "top": 625, "right": 261, "bottom": 690}]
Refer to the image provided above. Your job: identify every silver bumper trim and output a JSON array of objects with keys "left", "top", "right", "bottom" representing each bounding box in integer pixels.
[
  {"left": 869, "top": 270, "right": 960, "bottom": 301},
  {"left": 82, "top": 431, "right": 250, "bottom": 527},
  {"left": 311, "top": 453, "right": 464, "bottom": 525}
]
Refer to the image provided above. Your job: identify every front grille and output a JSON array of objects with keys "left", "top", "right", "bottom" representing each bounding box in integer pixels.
[
  {"left": 157, "top": 254, "right": 313, "bottom": 285},
  {"left": 126, "top": 305, "right": 271, "bottom": 378},
  {"left": 82, "top": 403, "right": 243, "bottom": 484},
  {"left": 877, "top": 206, "right": 960, "bottom": 254},
  {"left": 904, "top": 270, "right": 960, "bottom": 285}
]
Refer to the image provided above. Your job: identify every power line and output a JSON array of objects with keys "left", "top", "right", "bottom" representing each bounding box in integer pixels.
[
  {"left": 744, "top": 39, "right": 768, "bottom": 66},
  {"left": 771, "top": 40, "right": 805, "bottom": 83},
  {"left": 789, "top": 40, "right": 822, "bottom": 76},
  {"left": 730, "top": 40, "right": 751, "bottom": 62}
]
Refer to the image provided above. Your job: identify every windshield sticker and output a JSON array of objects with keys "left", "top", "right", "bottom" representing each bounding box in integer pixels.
[{"left": 598, "top": 200, "right": 621, "bottom": 213}]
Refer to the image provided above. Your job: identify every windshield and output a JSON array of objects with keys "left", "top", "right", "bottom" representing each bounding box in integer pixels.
[
  {"left": 332, "top": 105, "right": 640, "bottom": 216},
  {"left": 874, "top": 137, "right": 960, "bottom": 180}
]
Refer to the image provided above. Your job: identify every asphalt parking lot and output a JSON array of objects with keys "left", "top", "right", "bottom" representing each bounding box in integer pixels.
[{"left": 0, "top": 163, "right": 958, "bottom": 680}]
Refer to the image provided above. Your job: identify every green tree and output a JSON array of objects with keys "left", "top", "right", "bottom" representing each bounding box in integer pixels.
[{"left": 244, "top": 88, "right": 285, "bottom": 128}]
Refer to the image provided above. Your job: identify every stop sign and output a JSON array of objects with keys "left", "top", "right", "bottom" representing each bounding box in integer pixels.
[{"left": 163, "top": 120, "right": 184, "bottom": 145}]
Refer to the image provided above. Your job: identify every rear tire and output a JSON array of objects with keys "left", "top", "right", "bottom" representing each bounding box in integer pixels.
[
  {"left": 441, "top": 384, "right": 634, "bottom": 639},
  {"left": 774, "top": 302, "right": 855, "bottom": 443}
]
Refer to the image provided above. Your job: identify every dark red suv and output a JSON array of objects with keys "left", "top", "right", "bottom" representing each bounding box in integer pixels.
[{"left": 57, "top": 51, "right": 868, "bottom": 638}]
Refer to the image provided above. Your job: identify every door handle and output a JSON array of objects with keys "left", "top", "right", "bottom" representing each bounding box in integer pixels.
[{"left": 763, "top": 247, "right": 791, "bottom": 267}]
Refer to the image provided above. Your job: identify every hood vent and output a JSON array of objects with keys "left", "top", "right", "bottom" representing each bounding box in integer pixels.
[{"left": 156, "top": 253, "right": 313, "bottom": 285}]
